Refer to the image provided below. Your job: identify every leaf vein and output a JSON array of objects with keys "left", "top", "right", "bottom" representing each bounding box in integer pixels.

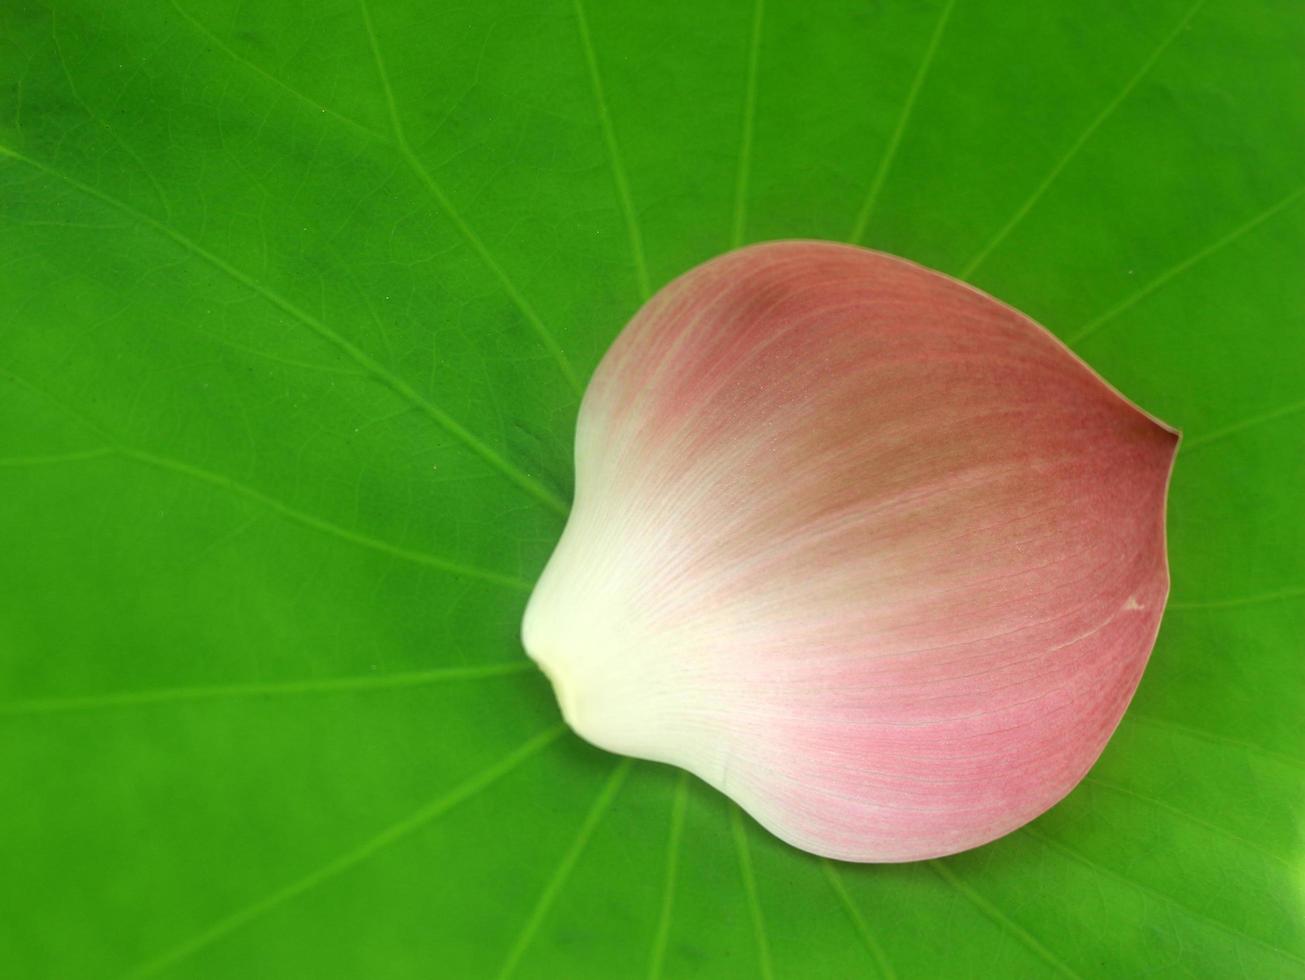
[
  {"left": 1180, "top": 398, "right": 1305, "bottom": 453},
  {"left": 849, "top": 0, "right": 956, "bottom": 244},
  {"left": 1168, "top": 586, "right": 1305, "bottom": 611},
  {"left": 52, "top": 8, "right": 174, "bottom": 218},
  {"left": 1122, "top": 714, "right": 1303, "bottom": 772},
  {"left": 358, "top": 0, "right": 583, "bottom": 396},
  {"left": 648, "top": 771, "right": 690, "bottom": 980},
  {"left": 1081, "top": 774, "right": 1290, "bottom": 868},
  {"left": 0, "top": 447, "right": 115, "bottom": 468},
  {"left": 930, "top": 860, "right": 1081, "bottom": 977},
  {"left": 127, "top": 726, "right": 566, "bottom": 978},
  {"left": 821, "top": 859, "right": 897, "bottom": 979},
  {"left": 496, "top": 758, "right": 632, "bottom": 979},
  {"left": 0, "top": 663, "right": 534, "bottom": 717},
  {"left": 0, "top": 143, "right": 568, "bottom": 515},
  {"left": 1068, "top": 184, "right": 1305, "bottom": 345},
  {"left": 573, "top": 0, "right": 650, "bottom": 300},
  {"left": 1021, "top": 827, "right": 1305, "bottom": 967},
  {"left": 731, "top": 0, "right": 765, "bottom": 248},
  {"left": 731, "top": 803, "right": 774, "bottom": 980},
  {"left": 167, "top": 0, "right": 385, "bottom": 140},
  {"left": 113, "top": 446, "right": 532, "bottom": 589},
  {"left": 960, "top": 0, "right": 1208, "bottom": 278}
]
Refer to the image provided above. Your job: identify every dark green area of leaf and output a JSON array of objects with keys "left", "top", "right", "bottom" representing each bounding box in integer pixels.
[{"left": 1, "top": 0, "right": 1302, "bottom": 976}]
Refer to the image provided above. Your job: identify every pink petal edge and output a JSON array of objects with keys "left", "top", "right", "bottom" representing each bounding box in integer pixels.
[{"left": 524, "top": 240, "right": 1179, "bottom": 863}]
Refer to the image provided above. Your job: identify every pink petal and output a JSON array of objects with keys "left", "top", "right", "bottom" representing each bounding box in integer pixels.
[{"left": 524, "top": 241, "right": 1179, "bottom": 862}]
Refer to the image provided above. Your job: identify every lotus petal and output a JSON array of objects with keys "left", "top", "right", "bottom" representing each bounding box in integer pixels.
[{"left": 524, "top": 241, "right": 1179, "bottom": 862}]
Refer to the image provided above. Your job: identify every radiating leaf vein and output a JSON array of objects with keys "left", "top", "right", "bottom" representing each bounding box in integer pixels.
[
  {"left": 167, "top": 0, "right": 386, "bottom": 140},
  {"left": 127, "top": 725, "right": 565, "bottom": 978},
  {"left": 1021, "top": 826, "right": 1305, "bottom": 967},
  {"left": 0, "top": 143, "right": 568, "bottom": 515},
  {"left": 648, "top": 770, "right": 690, "bottom": 980},
  {"left": 730, "top": 0, "right": 765, "bottom": 249},
  {"left": 960, "top": 0, "right": 1209, "bottom": 278},
  {"left": 1068, "top": 184, "right": 1305, "bottom": 345},
  {"left": 821, "top": 859, "right": 896, "bottom": 979},
  {"left": 0, "top": 448, "right": 115, "bottom": 468},
  {"left": 1123, "top": 714, "right": 1303, "bottom": 772},
  {"left": 1180, "top": 398, "right": 1305, "bottom": 453},
  {"left": 358, "top": 0, "right": 583, "bottom": 396},
  {"left": 1082, "top": 774, "right": 1290, "bottom": 868},
  {"left": 848, "top": 0, "right": 956, "bottom": 245},
  {"left": 573, "top": 0, "right": 650, "bottom": 301},
  {"left": 169, "top": 0, "right": 577, "bottom": 397},
  {"left": 115, "top": 446, "right": 533, "bottom": 589},
  {"left": 929, "top": 860, "right": 1080, "bottom": 977},
  {"left": 1168, "top": 586, "right": 1305, "bottom": 611},
  {"left": 730, "top": 803, "right": 773, "bottom": 980},
  {"left": 0, "top": 661, "right": 534, "bottom": 717},
  {"left": 496, "top": 757, "right": 633, "bottom": 979}
]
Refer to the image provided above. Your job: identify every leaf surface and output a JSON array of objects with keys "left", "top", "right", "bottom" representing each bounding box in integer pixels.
[{"left": 1, "top": 0, "right": 1302, "bottom": 976}]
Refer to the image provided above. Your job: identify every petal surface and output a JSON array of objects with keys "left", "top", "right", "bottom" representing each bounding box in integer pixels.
[{"left": 524, "top": 240, "right": 1179, "bottom": 862}]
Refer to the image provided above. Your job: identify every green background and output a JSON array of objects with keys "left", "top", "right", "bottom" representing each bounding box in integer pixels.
[{"left": 2, "top": 0, "right": 1302, "bottom": 976}]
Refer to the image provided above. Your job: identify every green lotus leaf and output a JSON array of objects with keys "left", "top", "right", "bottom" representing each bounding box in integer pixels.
[{"left": 2, "top": 0, "right": 1301, "bottom": 976}]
